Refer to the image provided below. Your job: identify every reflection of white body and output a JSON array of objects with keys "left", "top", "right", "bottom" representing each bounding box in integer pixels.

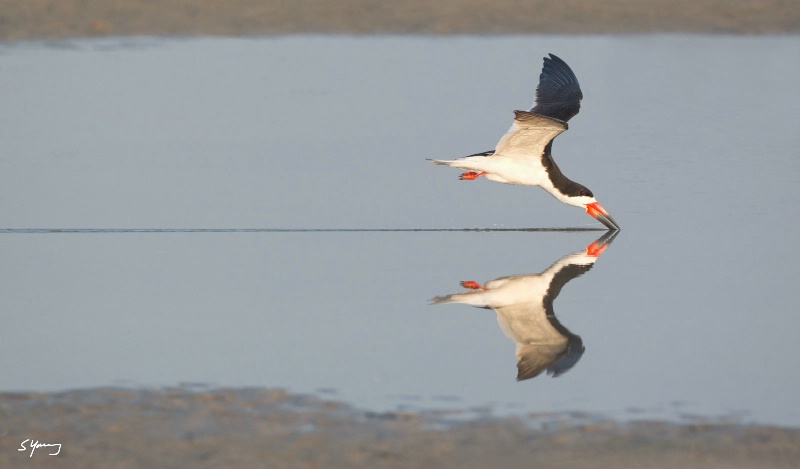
[{"left": 432, "top": 233, "right": 615, "bottom": 380}]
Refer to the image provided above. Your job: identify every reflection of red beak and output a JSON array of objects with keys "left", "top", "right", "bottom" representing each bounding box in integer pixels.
[
  {"left": 586, "top": 202, "right": 620, "bottom": 231},
  {"left": 586, "top": 240, "right": 608, "bottom": 258},
  {"left": 585, "top": 230, "right": 619, "bottom": 258}
]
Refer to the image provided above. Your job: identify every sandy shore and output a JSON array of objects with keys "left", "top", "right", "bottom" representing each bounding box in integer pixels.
[
  {"left": 0, "top": 0, "right": 799, "bottom": 41},
  {"left": 2, "top": 387, "right": 799, "bottom": 469}
]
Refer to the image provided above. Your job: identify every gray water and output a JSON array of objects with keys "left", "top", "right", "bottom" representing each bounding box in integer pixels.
[{"left": 1, "top": 35, "right": 799, "bottom": 426}]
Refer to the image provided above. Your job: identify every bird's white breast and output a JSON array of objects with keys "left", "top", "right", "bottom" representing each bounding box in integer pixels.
[{"left": 481, "top": 155, "right": 547, "bottom": 186}]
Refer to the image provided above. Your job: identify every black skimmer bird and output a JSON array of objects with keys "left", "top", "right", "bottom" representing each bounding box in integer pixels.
[
  {"left": 429, "top": 54, "right": 620, "bottom": 231},
  {"left": 431, "top": 231, "right": 617, "bottom": 381}
]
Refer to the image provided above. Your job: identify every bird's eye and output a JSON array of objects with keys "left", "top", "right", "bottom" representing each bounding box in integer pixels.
[{"left": 580, "top": 190, "right": 588, "bottom": 196}]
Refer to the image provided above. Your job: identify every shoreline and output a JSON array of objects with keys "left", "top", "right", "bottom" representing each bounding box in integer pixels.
[
  {"left": 1, "top": 387, "right": 799, "bottom": 468},
  {"left": 1, "top": 0, "right": 799, "bottom": 41}
]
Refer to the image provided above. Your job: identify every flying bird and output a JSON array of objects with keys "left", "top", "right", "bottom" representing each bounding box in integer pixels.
[{"left": 429, "top": 53, "right": 620, "bottom": 230}]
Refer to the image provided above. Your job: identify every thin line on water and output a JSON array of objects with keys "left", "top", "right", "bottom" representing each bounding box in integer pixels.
[{"left": 0, "top": 227, "right": 605, "bottom": 234}]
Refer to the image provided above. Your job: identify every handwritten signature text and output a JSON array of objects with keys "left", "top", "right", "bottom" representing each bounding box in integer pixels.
[{"left": 18, "top": 439, "right": 62, "bottom": 457}]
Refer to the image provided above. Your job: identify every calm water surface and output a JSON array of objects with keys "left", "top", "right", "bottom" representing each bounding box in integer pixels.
[{"left": 1, "top": 35, "right": 799, "bottom": 426}]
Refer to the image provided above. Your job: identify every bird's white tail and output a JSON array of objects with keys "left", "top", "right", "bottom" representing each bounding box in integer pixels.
[
  {"left": 426, "top": 157, "right": 488, "bottom": 171},
  {"left": 430, "top": 292, "right": 488, "bottom": 307}
]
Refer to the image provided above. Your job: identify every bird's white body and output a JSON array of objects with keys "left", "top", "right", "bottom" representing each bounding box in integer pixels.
[
  {"left": 434, "top": 154, "right": 544, "bottom": 186},
  {"left": 432, "top": 153, "right": 595, "bottom": 208},
  {"left": 429, "top": 111, "right": 597, "bottom": 209}
]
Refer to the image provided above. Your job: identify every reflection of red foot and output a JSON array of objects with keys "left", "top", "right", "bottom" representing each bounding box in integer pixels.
[
  {"left": 586, "top": 241, "right": 608, "bottom": 258},
  {"left": 460, "top": 280, "right": 485, "bottom": 290},
  {"left": 459, "top": 171, "right": 486, "bottom": 180}
]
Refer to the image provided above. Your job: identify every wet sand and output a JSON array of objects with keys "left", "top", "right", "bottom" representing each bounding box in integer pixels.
[
  {"left": 2, "top": 387, "right": 799, "bottom": 469},
  {"left": 0, "top": 0, "right": 799, "bottom": 41}
]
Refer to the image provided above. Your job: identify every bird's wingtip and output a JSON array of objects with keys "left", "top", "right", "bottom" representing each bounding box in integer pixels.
[{"left": 545, "top": 53, "right": 567, "bottom": 66}]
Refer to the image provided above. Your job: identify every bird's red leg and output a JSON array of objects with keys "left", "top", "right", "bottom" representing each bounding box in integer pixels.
[
  {"left": 460, "top": 280, "right": 486, "bottom": 290},
  {"left": 459, "top": 172, "right": 486, "bottom": 181}
]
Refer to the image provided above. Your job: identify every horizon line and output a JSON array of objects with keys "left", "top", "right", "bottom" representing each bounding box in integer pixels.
[{"left": 0, "top": 227, "right": 605, "bottom": 234}]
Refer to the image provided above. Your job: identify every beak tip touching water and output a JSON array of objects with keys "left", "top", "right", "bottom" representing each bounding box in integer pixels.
[
  {"left": 597, "top": 212, "right": 621, "bottom": 231},
  {"left": 586, "top": 202, "right": 621, "bottom": 231}
]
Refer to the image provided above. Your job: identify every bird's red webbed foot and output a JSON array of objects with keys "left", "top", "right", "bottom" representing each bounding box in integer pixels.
[
  {"left": 460, "top": 280, "right": 486, "bottom": 290},
  {"left": 459, "top": 172, "right": 486, "bottom": 181}
]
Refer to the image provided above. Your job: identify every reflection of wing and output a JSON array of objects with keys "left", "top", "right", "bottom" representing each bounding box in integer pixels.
[
  {"left": 512, "top": 252, "right": 593, "bottom": 380},
  {"left": 516, "top": 343, "right": 568, "bottom": 381},
  {"left": 515, "top": 317, "right": 584, "bottom": 381},
  {"left": 546, "top": 334, "right": 585, "bottom": 378},
  {"left": 493, "top": 302, "right": 559, "bottom": 351},
  {"left": 542, "top": 261, "right": 594, "bottom": 317}
]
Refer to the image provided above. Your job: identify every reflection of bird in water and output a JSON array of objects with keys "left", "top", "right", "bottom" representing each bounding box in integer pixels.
[
  {"left": 429, "top": 53, "right": 620, "bottom": 231},
  {"left": 431, "top": 232, "right": 617, "bottom": 381}
]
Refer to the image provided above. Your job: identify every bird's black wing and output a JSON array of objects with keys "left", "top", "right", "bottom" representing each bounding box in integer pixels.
[{"left": 531, "top": 53, "right": 583, "bottom": 122}]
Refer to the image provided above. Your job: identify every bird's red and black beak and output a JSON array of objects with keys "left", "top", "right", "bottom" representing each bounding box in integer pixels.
[{"left": 586, "top": 202, "right": 620, "bottom": 231}]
